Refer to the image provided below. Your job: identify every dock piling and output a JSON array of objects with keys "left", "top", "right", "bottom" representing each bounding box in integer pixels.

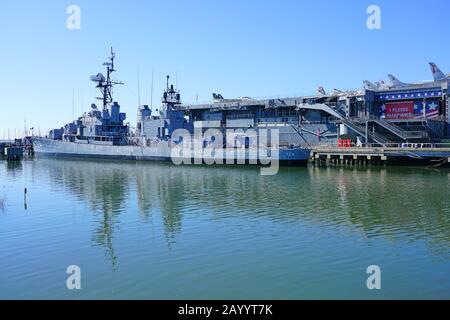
[{"left": 24, "top": 188, "right": 27, "bottom": 210}]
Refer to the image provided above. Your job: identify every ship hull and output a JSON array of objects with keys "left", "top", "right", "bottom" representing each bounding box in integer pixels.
[{"left": 33, "top": 138, "right": 311, "bottom": 166}]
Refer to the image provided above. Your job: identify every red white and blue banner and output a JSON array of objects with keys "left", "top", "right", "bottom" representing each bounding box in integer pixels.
[
  {"left": 413, "top": 100, "right": 440, "bottom": 118},
  {"left": 379, "top": 100, "right": 440, "bottom": 119},
  {"left": 381, "top": 101, "right": 414, "bottom": 119}
]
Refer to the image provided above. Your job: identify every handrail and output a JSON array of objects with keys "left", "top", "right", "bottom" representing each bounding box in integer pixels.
[
  {"left": 314, "top": 142, "right": 450, "bottom": 149},
  {"left": 369, "top": 119, "right": 427, "bottom": 139},
  {"left": 341, "top": 118, "right": 390, "bottom": 145}
]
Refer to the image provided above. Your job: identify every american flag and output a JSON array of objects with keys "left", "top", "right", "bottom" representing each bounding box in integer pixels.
[{"left": 413, "top": 100, "right": 439, "bottom": 119}]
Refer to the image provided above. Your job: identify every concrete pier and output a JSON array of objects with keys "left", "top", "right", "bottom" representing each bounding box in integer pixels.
[
  {"left": 311, "top": 146, "right": 450, "bottom": 167},
  {"left": 4, "top": 146, "right": 24, "bottom": 161}
]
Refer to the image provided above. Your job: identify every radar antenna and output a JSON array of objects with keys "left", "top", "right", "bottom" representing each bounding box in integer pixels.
[
  {"left": 162, "top": 75, "right": 181, "bottom": 109},
  {"left": 90, "top": 47, "right": 124, "bottom": 110}
]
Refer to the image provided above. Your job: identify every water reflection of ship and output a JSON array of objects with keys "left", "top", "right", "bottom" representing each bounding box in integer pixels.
[
  {"left": 49, "top": 160, "right": 129, "bottom": 269},
  {"left": 90, "top": 169, "right": 130, "bottom": 270},
  {"left": 40, "top": 159, "right": 187, "bottom": 266},
  {"left": 135, "top": 163, "right": 184, "bottom": 247},
  {"left": 37, "top": 159, "right": 450, "bottom": 266}
]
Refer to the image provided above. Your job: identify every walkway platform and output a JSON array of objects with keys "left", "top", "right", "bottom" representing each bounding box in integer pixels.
[{"left": 311, "top": 146, "right": 450, "bottom": 166}]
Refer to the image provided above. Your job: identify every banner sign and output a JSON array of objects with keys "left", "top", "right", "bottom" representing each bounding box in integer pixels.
[
  {"left": 379, "top": 100, "right": 440, "bottom": 119},
  {"left": 384, "top": 101, "right": 414, "bottom": 119}
]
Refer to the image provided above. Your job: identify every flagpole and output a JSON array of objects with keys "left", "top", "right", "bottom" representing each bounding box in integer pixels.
[{"left": 423, "top": 98, "right": 426, "bottom": 118}]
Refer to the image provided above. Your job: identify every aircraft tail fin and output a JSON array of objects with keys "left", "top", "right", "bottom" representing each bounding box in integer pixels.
[
  {"left": 317, "top": 86, "right": 326, "bottom": 96},
  {"left": 363, "top": 80, "right": 379, "bottom": 90},
  {"left": 429, "top": 62, "right": 446, "bottom": 81},
  {"left": 388, "top": 74, "right": 408, "bottom": 87}
]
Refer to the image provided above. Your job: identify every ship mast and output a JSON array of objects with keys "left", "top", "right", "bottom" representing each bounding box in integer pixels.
[
  {"left": 90, "top": 47, "right": 124, "bottom": 110},
  {"left": 162, "top": 75, "right": 181, "bottom": 110}
]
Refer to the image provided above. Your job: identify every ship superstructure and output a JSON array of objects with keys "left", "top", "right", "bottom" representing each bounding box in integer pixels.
[
  {"left": 49, "top": 48, "right": 129, "bottom": 145},
  {"left": 136, "top": 75, "right": 187, "bottom": 144}
]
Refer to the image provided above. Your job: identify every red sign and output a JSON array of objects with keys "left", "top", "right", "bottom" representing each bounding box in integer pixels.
[
  {"left": 385, "top": 101, "right": 414, "bottom": 119},
  {"left": 338, "top": 139, "right": 351, "bottom": 148}
]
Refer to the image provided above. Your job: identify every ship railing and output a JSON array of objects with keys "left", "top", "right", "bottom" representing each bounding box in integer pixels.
[
  {"left": 316, "top": 142, "right": 450, "bottom": 149},
  {"left": 300, "top": 118, "right": 337, "bottom": 125},
  {"left": 143, "top": 138, "right": 310, "bottom": 150},
  {"left": 256, "top": 121, "right": 298, "bottom": 126},
  {"left": 255, "top": 119, "right": 334, "bottom": 126},
  {"left": 75, "top": 136, "right": 114, "bottom": 142},
  {"left": 382, "top": 142, "right": 450, "bottom": 149}
]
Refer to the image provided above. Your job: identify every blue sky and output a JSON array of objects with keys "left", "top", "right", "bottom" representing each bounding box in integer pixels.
[{"left": 0, "top": 0, "right": 448, "bottom": 137}]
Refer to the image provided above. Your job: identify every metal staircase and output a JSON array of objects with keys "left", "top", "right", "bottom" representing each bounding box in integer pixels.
[
  {"left": 340, "top": 119, "right": 390, "bottom": 146},
  {"left": 297, "top": 103, "right": 390, "bottom": 146},
  {"left": 369, "top": 119, "right": 427, "bottom": 140}
]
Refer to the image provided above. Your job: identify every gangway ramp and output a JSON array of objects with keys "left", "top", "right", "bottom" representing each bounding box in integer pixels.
[{"left": 297, "top": 103, "right": 390, "bottom": 146}]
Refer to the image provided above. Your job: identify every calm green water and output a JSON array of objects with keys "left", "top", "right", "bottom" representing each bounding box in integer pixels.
[{"left": 0, "top": 159, "right": 449, "bottom": 299}]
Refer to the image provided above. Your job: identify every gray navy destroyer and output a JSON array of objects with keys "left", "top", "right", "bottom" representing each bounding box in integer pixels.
[{"left": 33, "top": 49, "right": 311, "bottom": 166}]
